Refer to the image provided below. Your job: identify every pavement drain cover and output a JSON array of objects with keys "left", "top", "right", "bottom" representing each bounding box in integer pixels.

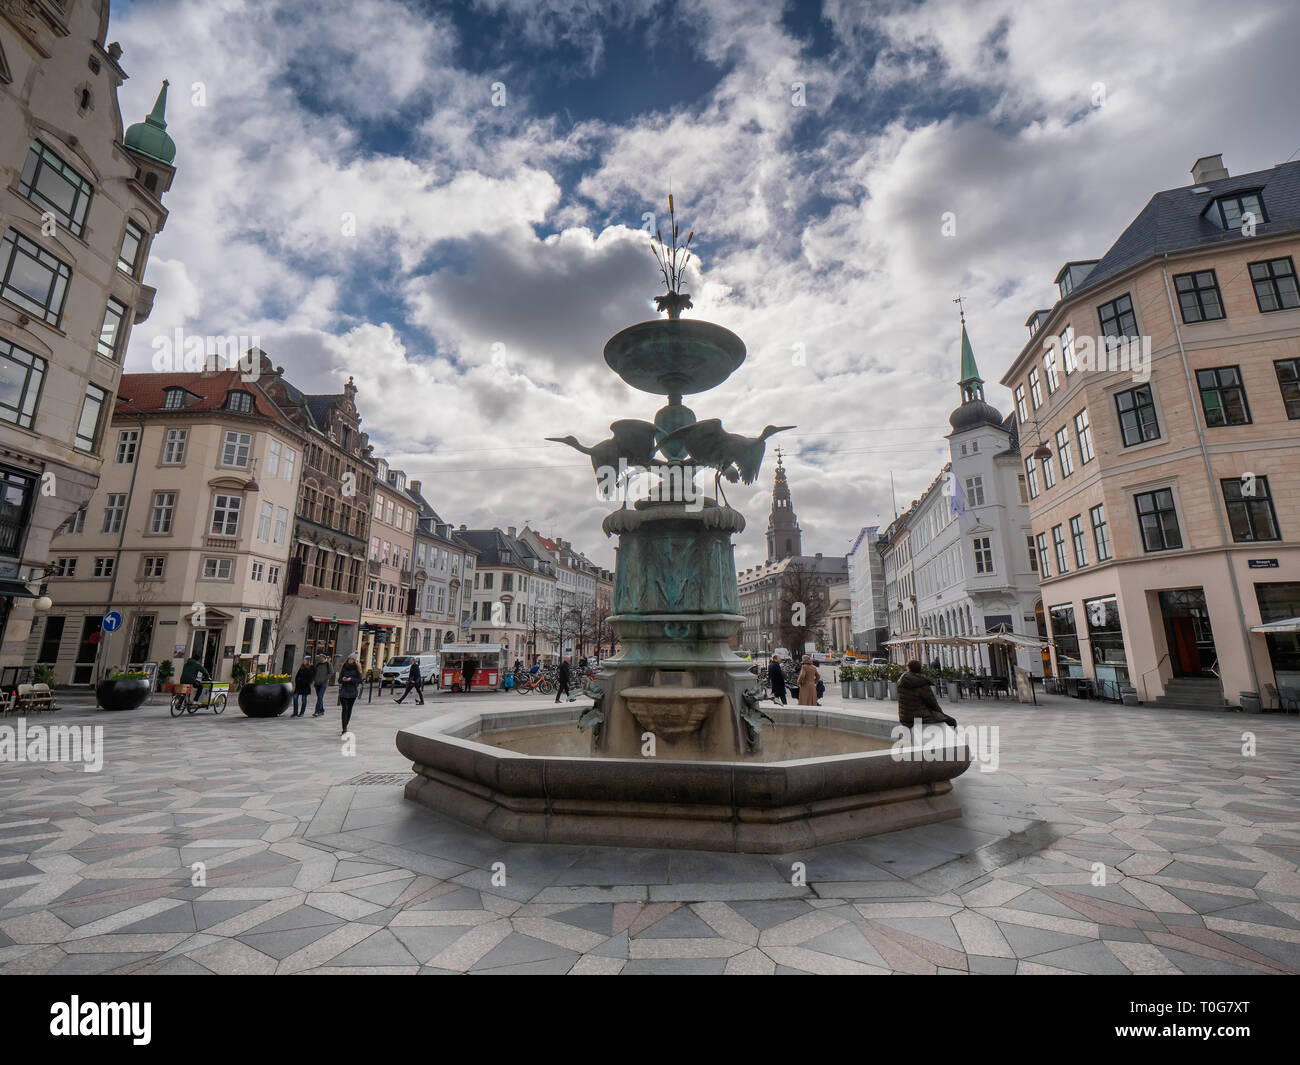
[{"left": 344, "top": 772, "right": 410, "bottom": 786}]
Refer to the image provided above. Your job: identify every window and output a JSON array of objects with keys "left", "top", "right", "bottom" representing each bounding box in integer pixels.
[
  {"left": 1249, "top": 257, "right": 1300, "bottom": 313},
  {"left": 117, "top": 221, "right": 145, "bottom": 276},
  {"left": 964, "top": 476, "right": 984, "bottom": 506},
  {"left": 65, "top": 507, "right": 86, "bottom": 536},
  {"left": 386, "top": 499, "right": 394, "bottom": 524},
  {"left": 1222, "top": 476, "right": 1280, "bottom": 543},
  {"left": 251, "top": 561, "right": 264, "bottom": 582},
  {"left": 143, "top": 556, "right": 165, "bottom": 578},
  {"left": 115, "top": 429, "right": 138, "bottom": 464},
  {"left": 1027, "top": 535, "right": 1037, "bottom": 573},
  {"left": 1098, "top": 293, "right": 1138, "bottom": 339},
  {"left": 483, "top": 572, "right": 494, "bottom": 590},
  {"left": 1074, "top": 409, "right": 1094, "bottom": 463},
  {"left": 1055, "top": 427, "right": 1074, "bottom": 477},
  {"left": 241, "top": 617, "right": 256, "bottom": 655},
  {"left": 0, "top": 339, "right": 46, "bottom": 429},
  {"left": 98, "top": 299, "right": 128, "bottom": 360},
  {"left": 1212, "top": 191, "right": 1265, "bottom": 230},
  {"left": 76, "top": 384, "right": 106, "bottom": 451},
  {"left": 101, "top": 493, "right": 126, "bottom": 533},
  {"left": 1090, "top": 504, "right": 1111, "bottom": 561},
  {"left": 53, "top": 557, "right": 76, "bottom": 577},
  {"left": 1018, "top": 474, "right": 1028, "bottom": 504},
  {"left": 221, "top": 431, "right": 252, "bottom": 467},
  {"left": 202, "top": 557, "right": 233, "bottom": 580},
  {"left": 93, "top": 556, "right": 114, "bottom": 578},
  {"left": 1070, "top": 515, "right": 1088, "bottom": 568},
  {"left": 972, "top": 536, "right": 993, "bottom": 575},
  {"left": 1035, "top": 533, "right": 1051, "bottom": 578},
  {"left": 1, "top": 228, "right": 71, "bottom": 324},
  {"left": 1275, "top": 358, "right": 1300, "bottom": 419},
  {"left": 282, "top": 448, "right": 296, "bottom": 482},
  {"left": 225, "top": 390, "right": 252, "bottom": 413},
  {"left": 1196, "top": 366, "right": 1251, "bottom": 426},
  {"left": 1043, "top": 348, "right": 1060, "bottom": 394},
  {"left": 210, "top": 494, "right": 241, "bottom": 536},
  {"left": 256, "top": 501, "right": 272, "bottom": 541},
  {"left": 1028, "top": 367, "right": 1042, "bottom": 408},
  {"left": 1135, "top": 489, "right": 1182, "bottom": 552},
  {"left": 268, "top": 565, "right": 281, "bottom": 586},
  {"left": 19, "top": 141, "right": 93, "bottom": 237},
  {"left": 320, "top": 495, "right": 335, "bottom": 529},
  {"left": 1114, "top": 385, "right": 1160, "bottom": 446},
  {"left": 163, "top": 388, "right": 188, "bottom": 410},
  {"left": 273, "top": 506, "right": 288, "bottom": 545},
  {"left": 267, "top": 440, "right": 280, "bottom": 477},
  {"left": 366, "top": 580, "right": 376, "bottom": 610},
  {"left": 1052, "top": 525, "right": 1068, "bottom": 574},
  {"left": 312, "top": 550, "right": 327, "bottom": 587},
  {"left": 1059, "top": 325, "right": 1077, "bottom": 374},
  {"left": 1014, "top": 386, "right": 1027, "bottom": 423},
  {"left": 1040, "top": 452, "right": 1056, "bottom": 490},
  {"left": 162, "top": 428, "right": 187, "bottom": 464},
  {"left": 332, "top": 553, "right": 345, "bottom": 591},
  {"left": 259, "top": 619, "right": 272, "bottom": 654},
  {"left": 1174, "top": 270, "right": 1225, "bottom": 323}
]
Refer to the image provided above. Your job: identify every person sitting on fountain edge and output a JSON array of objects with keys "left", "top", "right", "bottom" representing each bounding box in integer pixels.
[{"left": 897, "top": 660, "right": 957, "bottom": 727}]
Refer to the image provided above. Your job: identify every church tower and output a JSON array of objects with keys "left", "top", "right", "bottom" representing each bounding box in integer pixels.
[{"left": 765, "top": 448, "right": 803, "bottom": 562}]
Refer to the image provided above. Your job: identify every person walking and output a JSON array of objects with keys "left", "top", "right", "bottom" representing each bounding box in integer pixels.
[
  {"left": 897, "top": 660, "right": 957, "bottom": 727},
  {"left": 311, "top": 655, "right": 330, "bottom": 716},
  {"left": 292, "top": 656, "right": 314, "bottom": 717},
  {"left": 338, "top": 655, "right": 363, "bottom": 735},
  {"left": 798, "top": 657, "right": 820, "bottom": 706},
  {"left": 395, "top": 657, "right": 424, "bottom": 705},
  {"left": 461, "top": 657, "right": 477, "bottom": 694},
  {"left": 555, "top": 656, "right": 573, "bottom": 703},
  {"left": 768, "top": 654, "right": 787, "bottom": 706}
]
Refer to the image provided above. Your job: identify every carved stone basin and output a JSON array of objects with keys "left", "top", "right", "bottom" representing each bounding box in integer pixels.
[{"left": 620, "top": 686, "right": 725, "bottom": 738}]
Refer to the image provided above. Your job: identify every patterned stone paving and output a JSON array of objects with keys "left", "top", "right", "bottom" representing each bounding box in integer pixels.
[{"left": 1, "top": 689, "right": 1298, "bottom": 974}]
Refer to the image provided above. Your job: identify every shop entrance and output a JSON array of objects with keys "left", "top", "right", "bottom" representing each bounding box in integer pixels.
[{"left": 1158, "top": 588, "right": 1218, "bottom": 678}]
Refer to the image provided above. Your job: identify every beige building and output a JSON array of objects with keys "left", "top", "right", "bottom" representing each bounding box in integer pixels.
[
  {"left": 1000, "top": 154, "right": 1300, "bottom": 709},
  {"left": 406, "top": 482, "right": 476, "bottom": 654},
  {"left": 358, "top": 458, "right": 417, "bottom": 673},
  {"left": 36, "top": 368, "right": 303, "bottom": 683},
  {"left": 824, "top": 580, "right": 852, "bottom": 653},
  {"left": 0, "top": 1, "right": 174, "bottom": 676},
  {"left": 460, "top": 526, "right": 556, "bottom": 662}
]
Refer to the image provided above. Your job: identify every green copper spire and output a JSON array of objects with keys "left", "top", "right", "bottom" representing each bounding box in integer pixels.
[
  {"left": 124, "top": 79, "right": 176, "bottom": 166},
  {"left": 958, "top": 322, "right": 982, "bottom": 386}
]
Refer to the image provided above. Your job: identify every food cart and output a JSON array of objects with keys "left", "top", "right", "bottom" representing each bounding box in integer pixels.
[{"left": 439, "top": 643, "right": 505, "bottom": 692}]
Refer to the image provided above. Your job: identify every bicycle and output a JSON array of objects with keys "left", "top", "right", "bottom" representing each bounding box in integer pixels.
[
  {"left": 514, "top": 672, "right": 553, "bottom": 696},
  {"left": 169, "top": 682, "right": 228, "bottom": 716}
]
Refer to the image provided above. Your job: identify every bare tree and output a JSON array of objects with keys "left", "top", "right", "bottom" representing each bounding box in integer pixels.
[{"left": 776, "top": 561, "right": 830, "bottom": 656}]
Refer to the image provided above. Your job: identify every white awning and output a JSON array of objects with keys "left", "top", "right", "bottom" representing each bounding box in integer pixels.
[{"left": 1251, "top": 616, "right": 1300, "bottom": 634}]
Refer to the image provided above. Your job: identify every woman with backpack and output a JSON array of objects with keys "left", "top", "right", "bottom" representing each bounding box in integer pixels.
[{"left": 338, "top": 654, "right": 364, "bottom": 736}]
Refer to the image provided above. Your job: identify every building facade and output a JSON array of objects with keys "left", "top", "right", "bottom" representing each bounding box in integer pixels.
[
  {"left": 358, "top": 459, "right": 417, "bottom": 672},
  {"left": 0, "top": 2, "right": 174, "bottom": 674},
  {"left": 460, "top": 526, "right": 556, "bottom": 662},
  {"left": 35, "top": 367, "right": 303, "bottom": 683},
  {"left": 406, "top": 481, "right": 475, "bottom": 655},
  {"left": 845, "top": 524, "right": 887, "bottom": 652},
  {"left": 1000, "top": 154, "right": 1300, "bottom": 705}
]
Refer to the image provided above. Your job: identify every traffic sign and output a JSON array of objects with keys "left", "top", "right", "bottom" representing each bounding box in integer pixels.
[{"left": 102, "top": 611, "right": 123, "bottom": 632}]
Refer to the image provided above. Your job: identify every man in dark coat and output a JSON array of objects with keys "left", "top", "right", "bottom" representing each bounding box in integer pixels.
[
  {"left": 555, "top": 656, "right": 573, "bottom": 703},
  {"left": 461, "top": 658, "right": 477, "bottom": 693},
  {"left": 768, "top": 654, "right": 787, "bottom": 705},
  {"left": 395, "top": 658, "right": 424, "bottom": 705},
  {"left": 897, "top": 660, "right": 957, "bottom": 727},
  {"left": 292, "top": 656, "right": 314, "bottom": 717},
  {"left": 312, "top": 655, "right": 330, "bottom": 717}
]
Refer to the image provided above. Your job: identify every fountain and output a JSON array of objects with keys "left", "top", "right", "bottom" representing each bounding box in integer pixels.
[{"left": 397, "top": 199, "right": 971, "bottom": 851}]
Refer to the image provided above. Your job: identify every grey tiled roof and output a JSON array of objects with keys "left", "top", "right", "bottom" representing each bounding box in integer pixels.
[{"left": 1074, "top": 160, "right": 1300, "bottom": 297}]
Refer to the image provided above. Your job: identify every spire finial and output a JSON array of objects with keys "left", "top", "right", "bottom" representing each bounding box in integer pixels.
[
  {"left": 147, "top": 79, "right": 170, "bottom": 128},
  {"left": 953, "top": 295, "right": 965, "bottom": 325}
]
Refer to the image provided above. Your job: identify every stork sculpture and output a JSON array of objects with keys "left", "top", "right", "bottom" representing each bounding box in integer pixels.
[
  {"left": 656, "top": 420, "right": 795, "bottom": 505},
  {"left": 546, "top": 419, "right": 664, "bottom": 504}
]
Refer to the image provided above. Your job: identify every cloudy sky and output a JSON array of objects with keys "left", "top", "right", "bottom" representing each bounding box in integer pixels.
[{"left": 113, "top": 0, "right": 1298, "bottom": 570}]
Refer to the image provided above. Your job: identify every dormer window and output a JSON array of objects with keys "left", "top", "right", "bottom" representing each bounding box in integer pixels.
[
  {"left": 163, "top": 387, "right": 189, "bottom": 410},
  {"left": 225, "top": 389, "right": 252, "bottom": 413},
  {"left": 1209, "top": 191, "right": 1266, "bottom": 231}
]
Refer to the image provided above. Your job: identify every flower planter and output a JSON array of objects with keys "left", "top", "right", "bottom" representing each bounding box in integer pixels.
[
  {"left": 851, "top": 680, "right": 866, "bottom": 699},
  {"left": 238, "top": 681, "right": 292, "bottom": 718},
  {"left": 96, "top": 677, "right": 149, "bottom": 712},
  {"left": 840, "top": 681, "right": 852, "bottom": 699},
  {"left": 887, "top": 681, "right": 899, "bottom": 701}
]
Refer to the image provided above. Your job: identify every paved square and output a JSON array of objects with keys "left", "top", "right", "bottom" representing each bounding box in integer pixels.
[{"left": 1, "top": 690, "right": 1297, "bottom": 975}]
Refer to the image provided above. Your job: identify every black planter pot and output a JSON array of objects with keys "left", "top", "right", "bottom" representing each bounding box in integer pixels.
[
  {"left": 238, "top": 681, "right": 292, "bottom": 718},
  {"left": 97, "top": 677, "right": 150, "bottom": 712}
]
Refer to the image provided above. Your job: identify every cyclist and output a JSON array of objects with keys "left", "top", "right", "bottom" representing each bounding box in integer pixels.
[{"left": 180, "top": 654, "right": 211, "bottom": 707}]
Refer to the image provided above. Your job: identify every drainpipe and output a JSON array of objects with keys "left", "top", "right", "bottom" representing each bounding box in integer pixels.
[{"left": 1160, "top": 256, "right": 1262, "bottom": 705}]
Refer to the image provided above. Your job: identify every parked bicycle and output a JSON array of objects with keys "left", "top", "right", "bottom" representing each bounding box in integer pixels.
[{"left": 513, "top": 671, "right": 553, "bottom": 696}]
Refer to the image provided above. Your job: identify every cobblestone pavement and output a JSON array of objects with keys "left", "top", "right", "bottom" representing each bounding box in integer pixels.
[{"left": 1, "top": 688, "right": 1297, "bottom": 975}]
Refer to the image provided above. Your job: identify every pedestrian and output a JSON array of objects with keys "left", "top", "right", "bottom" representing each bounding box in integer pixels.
[
  {"left": 395, "top": 657, "right": 424, "bottom": 704},
  {"left": 555, "top": 656, "right": 573, "bottom": 703},
  {"left": 461, "top": 657, "right": 477, "bottom": 693},
  {"left": 338, "top": 655, "right": 363, "bottom": 735},
  {"left": 768, "top": 654, "right": 787, "bottom": 706},
  {"left": 897, "top": 660, "right": 957, "bottom": 727},
  {"left": 311, "top": 655, "right": 330, "bottom": 716},
  {"left": 292, "top": 656, "right": 313, "bottom": 717},
  {"left": 798, "top": 656, "right": 819, "bottom": 706}
]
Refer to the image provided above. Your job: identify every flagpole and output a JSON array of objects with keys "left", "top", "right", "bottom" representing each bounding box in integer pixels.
[{"left": 890, "top": 471, "right": 897, "bottom": 519}]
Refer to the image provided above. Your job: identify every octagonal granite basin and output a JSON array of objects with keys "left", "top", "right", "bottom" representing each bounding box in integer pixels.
[{"left": 396, "top": 705, "right": 972, "bottom": 853}]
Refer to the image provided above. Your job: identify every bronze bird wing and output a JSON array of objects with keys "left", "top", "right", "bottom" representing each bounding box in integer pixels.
[
  {"left": 609, "top": 420, "right": 662, "bottom": 467},
  {"left": 657, "top": 419, "right": 730, "bottom": 468}
]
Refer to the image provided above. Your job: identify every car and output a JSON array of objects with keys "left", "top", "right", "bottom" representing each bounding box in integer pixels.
[
  {"left": 868, "top": 656, "right": 888, "bottom": 667},
  {"left": 381, "top": 654, "right": 440, "bottom": 689}
]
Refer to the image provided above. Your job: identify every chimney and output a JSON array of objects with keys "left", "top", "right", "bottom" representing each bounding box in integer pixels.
[
  {"left": 506, "top": 526, "right": 516, "bottom": 538},
  {"left": 409, "top": 479, "right": 420, "bottom": 494},
  {"left": 458, "top": 523, "right": 466, "bottom": 531},
  {"left": 1191, "top": 154, "right": 1229, "bottom": 185}
]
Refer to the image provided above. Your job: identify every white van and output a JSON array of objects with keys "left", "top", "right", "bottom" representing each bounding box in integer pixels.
[{"left": 382, "top": 654, "right": 440, "bottom": 688}]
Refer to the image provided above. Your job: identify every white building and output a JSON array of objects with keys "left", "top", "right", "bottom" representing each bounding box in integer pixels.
[{"left": 846, "top": 524, "right": 887, "bottom": 652}]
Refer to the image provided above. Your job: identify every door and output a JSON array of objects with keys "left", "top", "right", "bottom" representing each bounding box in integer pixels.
[
  {"left": 38, "top": 615, "right": 65, "bottom": 665},
  {"left": 191, "top": 628, "right": 222, "bottom": 678},
  {"left": 128, "top": 613, "right": 155, "bottom": 664},
  {"left": 73, "top": 616, "right": 101, "bottom": 685},
  {"left": 1159, "top": 589, "right": 1218, "bottom": 678},
  {"left": 1169, "top": 616, "right": 1201, "bottom": 675}
]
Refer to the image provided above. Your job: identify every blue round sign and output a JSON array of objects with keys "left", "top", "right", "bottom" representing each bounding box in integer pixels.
[{"left": 102, "top": 611, "right": 123, "bottom": 632}]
